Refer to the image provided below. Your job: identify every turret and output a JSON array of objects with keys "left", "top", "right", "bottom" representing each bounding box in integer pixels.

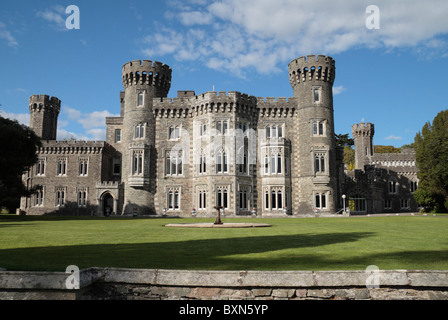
[
  {"left": 121, "top": 60, "right": 172, "bottom": 215},
  {"left": 29, "top": 95, "right": 61, "bottom": 140},
  {"left": 288, "top": 55, "right": 337, "bottom": 214},
  {"left": 352, "top": 122, "right": 375, "bottom": 170}
]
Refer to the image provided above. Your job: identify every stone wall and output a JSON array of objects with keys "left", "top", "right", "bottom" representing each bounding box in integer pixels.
[{"left": 0, "top": 268, "right": 447, "bottom": 300}]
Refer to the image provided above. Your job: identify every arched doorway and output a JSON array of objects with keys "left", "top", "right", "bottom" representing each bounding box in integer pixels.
[{"left": 102, "top": 193, "right": 114, "bottom": 216}]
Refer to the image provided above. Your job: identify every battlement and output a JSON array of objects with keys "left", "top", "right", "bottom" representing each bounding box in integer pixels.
[
  {"left": 37, "top": 140, "right": 106, "bottom": 154},
  {"left": 352, "top": 122, "right": 375, "bottom": 137},
  {"left": 29, "top": 95, "right": 61, "bottom": 113},
  {"left": 122, "top": 59, "right": 172, "bottom": 97},
  {"left": 288, "top": 55, "right": 335, "bottom": 87}
]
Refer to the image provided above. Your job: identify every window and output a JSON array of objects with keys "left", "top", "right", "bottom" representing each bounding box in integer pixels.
[
  {"left": 199, "top": 154, "right": 207, "bottom": 174},
  {"left": 400, "top": 199, "right": 409, "bottom": 209},
  {"left": 134, "top": 124, "right": 145, "bottom": 139},
  {"left": 55, "top": 189, "right": 65, "bottom": 207},
  {"left": 198, "top": 190, "right": 207, "bottom": 210},
  {"left": 313, "top": 88, "right": 320, "bottom": 103},
  {"left": 132, "top": 150, "right": 144, "bottom": 176},
  {"left": 410, "top": 181, "right": 418, "bottom": 193},
  {"left": 216, "top": 120, "right": 229, "bottom": 135},
  {"left": 137, "top": 92, "right": 144, "bottom": 106},
  {"left": 57, "top": 158, "right": 67, "bottom": 176},
  {"left": 238, "top": 149, "right": 248, "bottom": 174},
  {"left": 239, "top": 187, "right": 250, "bottom": 210},
  {"left": 314, "top": 153, "right": 326, "bottom": 173},
  {"left": 266, "top": 125, "right": 283, "bottom": 138},
  {"left": 79, "top": 158, "right": 88, "bottom": 176},
  {"left": 199, "top": 123, "right": 207, "bottom": 136},
  {"left": 216, "top": 151, "right": 228, "bottom": 173},
  {"left": 34, "top": 189, "right": 44, "bottom": 207},
  {"left": 169, "top": 125, "right": 181, "bottom": 140},
  {"left": 36, "top": 158, "right": 45, "bottom": 176},
  {"left": 263, "top": 148, "right": 283, "bottom": 175},
  {"left": 113, "top": 157, "right": 121, "bottom": 175},
  {"left": 165, "top": 152, "right": 183, "bottom": 176},
  {"left": 349, "top": 196, "right": 366, "bottom": 212},
  {"left": 167, "top": 189, "right": 180, "bottom": 210},
  {"left": 264, "top": 155, "right": 269, "bottom": 174},
  {"left": 389, "top": 180, "right": 397, "bottom": 194},
  {"left": 315, "top": 193, "right": 327, "bottom": 209},
  {"left": 115, "top": 129, "right": 121, "bottom": 143},
  {"left": 264, "top": 191, "right": 269, "bottom": 210},
  {"left": 264, "top": 187, "right": 285, "bottom": 210},
  {"left": 312, "top": 121, "right": 325, "bottom": 136},
  {"left": 384, "top": 199, "right": 392, "bottom": 209},
  {"left": 78, "top": 189, "right": 87, "bottom": 207},
  {"left": 238, "top": 122, "right": 248, "bottom": 133},
  {"left": 217, "top": 188, "right": 229, "bottom": 208}
]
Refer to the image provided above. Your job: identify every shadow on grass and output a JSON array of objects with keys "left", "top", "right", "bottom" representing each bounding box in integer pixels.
[
  {"left": 0, "top": 232, "right": 372, "bottom": 271},
  {"left": 3, "top": 230, "right": 447, "bottom": 272}
]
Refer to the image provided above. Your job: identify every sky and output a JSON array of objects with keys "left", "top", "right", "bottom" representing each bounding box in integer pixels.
[{"left": 1, "top": 0, "right": 448, "bottom": 147}]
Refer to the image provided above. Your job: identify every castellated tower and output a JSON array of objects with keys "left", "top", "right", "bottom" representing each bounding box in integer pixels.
[
  {"left": 29, "top": 95, "right": 60, "bottom": 140},
  {"left": 288, "top": 55, "right": 337, "bottom": 213},
  {"left": 352, "top": 122, "right": 374, "bottom": 170},
  {"left": 121, "top": 60, "right": 172, "bottom": 215}
]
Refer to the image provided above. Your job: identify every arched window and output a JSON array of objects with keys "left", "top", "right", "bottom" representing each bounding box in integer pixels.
[
  {"left": 169, "top": 125, "right": 181, "bottom": 140},
  {"left": 134, "top": 123, "right": 145, "bottom": 139},
  {"left": 216, "top": 151, "right": 228, "bottom": 173}
]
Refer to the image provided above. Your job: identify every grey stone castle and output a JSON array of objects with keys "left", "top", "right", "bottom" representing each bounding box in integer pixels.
[{"left": 19, "top": 55, "right": 419, "bottom": 216}]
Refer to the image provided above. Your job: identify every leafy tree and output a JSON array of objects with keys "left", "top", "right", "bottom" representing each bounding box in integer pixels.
[
  {"left": 335, "top": 134, "right": 355, "bottom": 171},
  {"left": 335, "top": 133, "right": 354, "bottom": 147},
  {"left": 0, "top": 116, "right": 42, "bottom": 213},
  {"left": 400, "top": 143, "right": 415, "bottom": 150},
  {"left": 374, "top": 145, "right": 401, "bottom": 153},
  {"left": 414, "top": 109, "right": 448, "bottom": 212},
  {"left": 343, "top": 146, "right": 355, "bottom": 171}
]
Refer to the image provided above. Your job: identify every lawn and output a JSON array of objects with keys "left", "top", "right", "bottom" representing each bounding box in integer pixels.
[{"left": 0, "top": 214, "right": 447, "bottom": 272}]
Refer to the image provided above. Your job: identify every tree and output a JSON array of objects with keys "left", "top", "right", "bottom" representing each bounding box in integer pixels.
[
  {"left": 374, "top": 145, "right": 401, "bottom": 153},
  {"left": 335, "top": 133, "right": 354, "bottom": 147},
  {"left": 414, "top": 109, "right": 448, "bottom": 212},
  {"left": 343, "top": 146, "right": 355, "bottom": 171},
  {"left": 0, "top": 116, "right": 42, "bottom": 213},
  {"left": 335, "top": 133, "right": 355, "bottom": 171}
]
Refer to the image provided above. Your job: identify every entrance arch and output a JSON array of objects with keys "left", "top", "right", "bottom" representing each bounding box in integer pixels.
[{"left": 101, "top": 192, "right": 115, "bottom": 216}]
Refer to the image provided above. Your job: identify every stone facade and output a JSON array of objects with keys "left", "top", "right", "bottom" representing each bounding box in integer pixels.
[
  {"left": 340, "top": 123, "right": 419, "bottom": 214},
  {"left": 19, "top": 55, "right": 418, "bottom": 216}
]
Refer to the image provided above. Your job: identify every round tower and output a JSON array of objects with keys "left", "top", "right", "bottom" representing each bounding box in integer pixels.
[
  {"left": 121, "top": 60, "right": 172, "bottom": 215},
  {"left": 352, "top": 122, "right": 375, "bottom": 170},
  {"left": 288, "top": 55, "right": 337, "bottom": 214},
  {"left": 29, "top": 95, "right": 61, "bottom": 140}
]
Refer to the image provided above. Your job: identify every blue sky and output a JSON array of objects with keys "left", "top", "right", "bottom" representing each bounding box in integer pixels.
[{"left": 1, "top": 0, "right": 448, "bottom": 147}]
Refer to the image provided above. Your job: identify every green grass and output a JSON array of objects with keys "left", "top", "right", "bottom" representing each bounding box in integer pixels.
[{"left": 0, "top": 214, "right": 447, "bottom": 272}]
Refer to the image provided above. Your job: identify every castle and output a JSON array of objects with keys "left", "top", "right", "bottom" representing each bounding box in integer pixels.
[{"left": 19, "top": 55, "right": 419, "bottom": 216}]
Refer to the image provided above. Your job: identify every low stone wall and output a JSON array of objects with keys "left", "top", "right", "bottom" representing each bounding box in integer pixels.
[{"left": 0, "top": 268, "right": 447, "bottom": 300}]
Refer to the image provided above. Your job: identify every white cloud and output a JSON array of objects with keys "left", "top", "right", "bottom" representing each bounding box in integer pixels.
[
  {"left": 1, "top": 105, "right": 117, "bottom": 141},
  {"left": 0, "top": 21, "right": 19, "bottom": 47},
  {"left": 60, "top": 106, "right": 119, "bottom": 141},
  {"left": 0, "top": 110, "right": 30, "bottom": 125},
  {"left": 333, "top": 86, "right": 346, "bottom": 95},
  {"left": 385, "top": 135, "right": 403, "bottom": 141},
  {"left": 36, "top": 5, "right": 67, "bottom": 31},
  {"left": 141, "top": 0, "right": 448, "bottom": 76},
  {"left": 57, "top": 128, "right": 88, "bottom": 141}
]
